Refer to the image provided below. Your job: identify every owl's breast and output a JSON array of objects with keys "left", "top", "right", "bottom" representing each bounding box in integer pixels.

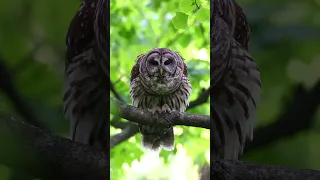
[
  {"left": 130, "top": 75, "right": 191, "bottom": 112},
  {"left": 151, "top": 83, "right": 173, "bottom": 95},
  {"left": 140, "top": 75, "right": 181, "bottom": 95}
]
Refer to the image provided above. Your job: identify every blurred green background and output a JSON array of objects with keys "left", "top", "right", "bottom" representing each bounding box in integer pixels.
[
  {"left": 239, "top": 0, "right": 320, "bottom": 170},
  {"left": 110, "top": 0, "right": 210, "bottom": 179},
  {"left": 0, "top": 0, "right": 319, "bottom": 179},
  {"left": 0, "top": 0, "right": 78, "bottom": 179}
]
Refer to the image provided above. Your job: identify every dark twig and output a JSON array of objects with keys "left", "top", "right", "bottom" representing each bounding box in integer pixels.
[
  {"left": 110, "top": 123, "right": 139, "bottom": 148},
  {"left": 110, "top": 98, "right": 210, "bottom": 129},
  {"left": 110, "top": 80, "right": 125, "bottom": 102},
  {"left": 110, "top": 117, "right": 129, "bottom": 129},
  {"left": 109, "top": 79, "right": 126, "bottom": 130},
  {"left": 212, "top": 160, "right": 320, "bottom": 180},
  {"left": 0, "top": 59, "right": 44, "bottom": 129},
  {"left": 187, "top": 88, "right": 210, "bottom": 110}
]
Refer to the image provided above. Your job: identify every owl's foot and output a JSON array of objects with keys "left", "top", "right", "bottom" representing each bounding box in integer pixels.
[
  {"left": 147, "top": 107, "right": 162, "bottom": 114},
  {"left": 161, "top": 104, "right": 171, "bottom": 113},
  {"left": 147, "top": 104, "right": 171, "bottom": 114}
]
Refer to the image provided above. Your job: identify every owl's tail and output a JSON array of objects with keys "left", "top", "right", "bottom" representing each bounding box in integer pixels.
[
  {"left": 70, "top": 115, "right": 108, "bottom": 149},
  {"left": 141, "top": 126, "right": 174, "bottom": 151}
]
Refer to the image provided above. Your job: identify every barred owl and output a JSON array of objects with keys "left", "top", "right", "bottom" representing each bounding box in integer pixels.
[
  {"left": 215, "top": 0, "right": 250, "bottom": 50},
  {"left": 130, "top": 48, "right": 191, "bottom": 151},
  {"left": 212, "top": 0, "right": 262, "bottom": 159},
  {"left": 63, "top": 0, "right": 109, "bottom": 149}
]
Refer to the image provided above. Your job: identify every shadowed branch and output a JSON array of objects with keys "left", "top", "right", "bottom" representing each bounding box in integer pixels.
[
  {"left": 0, "top": 115, "right": 108, "bottom": 180},
  {"left": 211, "top": 160, "right": 320, "bottom": 180},
  {"left": 1, "top": 115, "right": 319, "bottom": 180}
]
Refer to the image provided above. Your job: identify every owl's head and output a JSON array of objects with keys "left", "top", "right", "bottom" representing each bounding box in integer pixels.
[{"left": 131, "top": 48, "right": 188, "bottom": 95}]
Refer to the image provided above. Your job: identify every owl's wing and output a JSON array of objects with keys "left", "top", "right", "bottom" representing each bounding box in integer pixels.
[
  {"left": 211, "top": 16, "right": 261, "bottom": 160},
  {"left": 214, "top": 0, "right": 250, "bottom": 50},
  {"left": 94, "top": 0, "right": 109, "bottom": 81},
  {"left": 234, "top": 1, "right": 250, "bottom": 50},
  {"left": 173, "top": 51, "right": 189, "bottom": 77},
  {"left": 130, "top": 54, "right": 145, "bottom": 82},
  {"left": 64, "top": 0, "right": 108, "bottom": 149}
]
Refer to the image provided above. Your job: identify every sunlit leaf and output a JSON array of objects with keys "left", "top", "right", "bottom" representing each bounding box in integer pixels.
[{"left": 172, "top": 12, "right": 188, "bottom": 30}]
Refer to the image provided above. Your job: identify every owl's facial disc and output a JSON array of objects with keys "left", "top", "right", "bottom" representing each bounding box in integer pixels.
[
  {"left": 140, "top": 50, "right": 181, "bottom": 95},
  {"left": 160, "top": 54, "right": 177, "bottom": 76},
  {"left": 145, "top": 53, "right": 177, "bottom": 78}
]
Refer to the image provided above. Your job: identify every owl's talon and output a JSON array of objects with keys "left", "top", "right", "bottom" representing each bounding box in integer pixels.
[
  {"left": 147, "top": 107, "right": 163, "bottom": 114},
  {"left": 147, "top": 108, "right": 157, "bottom": 114},
  {"left": 161, "top": 104, "right": 171, "bottom": 113}
]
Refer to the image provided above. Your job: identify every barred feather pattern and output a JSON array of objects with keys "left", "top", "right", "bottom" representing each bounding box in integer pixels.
[
  {"left": 211, "top": 10, "right": 262, "bottom": 159},
  {"left": 130, "top": 48, "right": 191, "bottom": 151},
  {"left": 63, "top": 0, "right": 108, "bottom": 149},
  {"left": 214, "top": 0, "right": 250, "bottom": 50}
]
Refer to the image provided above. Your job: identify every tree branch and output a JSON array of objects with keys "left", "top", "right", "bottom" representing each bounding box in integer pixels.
[
  {"left": 110, "top": 98, "right": 210, "bottom": 129},
  {"left": 110, "top": 79, "right": 125, "bottom": 102},
  {"left": 0, "top": 115, "right": 108, "bottom": 180},
  {"left": 211, "top": 160, "right": 320, "bottom": 180},
  {"left": 0, "top": 59, "right": 44, "bottom": 129},
  {"left": 187, "top": 88, "right": 210, "bottom": 110},
  {"left": 109, "top": 88, "right": 210, "bottom": 148},
  {"left": 244, "top": 81, "right": 320, "bottom": 154},
  {"left": 110, "top": 117, "right": 130, "bottom": 129},
  {"left": 110, "top": 123, "right": 139, "bottom": 148},
  {"left": 2, "top": 113, "right": 320, "bottom": 180}
]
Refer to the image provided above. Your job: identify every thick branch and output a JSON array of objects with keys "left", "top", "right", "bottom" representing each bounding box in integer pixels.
[
  {"left": 109, "top": 88, "right": 210, "bottom": 147},
  {"left": 2, "top": 114, "right": 320, "bottom": 180},
  {"left": 110, "top": 87, "right": 209, "bottom": 129},
  {"left": 110, "top": 98, "right": 210, "bottom": 129},
  {"left": 0, "top": 116, "right": 108, "bottom": 180},
  {"left": 212, "top": 160, "right": 320, "bottom": 180}
]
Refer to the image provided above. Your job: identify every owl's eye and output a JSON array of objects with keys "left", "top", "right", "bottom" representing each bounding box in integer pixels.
[
  {"left": 164, "top": 58, "right": 173, "bottom": 65},
  {"left": 149, "top": 59, "right": 158, "bottom": 66}
]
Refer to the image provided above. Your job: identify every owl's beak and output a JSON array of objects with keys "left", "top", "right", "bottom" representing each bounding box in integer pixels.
[{"left": 159, "top": 68, "right": 163, "bottom": 76}]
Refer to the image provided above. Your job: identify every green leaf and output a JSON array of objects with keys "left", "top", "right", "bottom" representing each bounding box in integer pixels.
[
  {"left": 172, "top": 12, "right": 188, "bottom": 30},
  {"left": 180, "top": 34, "right": 192, "bottom": 47},
  {"left": 195, "top": 8, "right": 210, "bottom": 22},
  {"left": 180, "top": 0, "right": 195, "bottom": 14}
]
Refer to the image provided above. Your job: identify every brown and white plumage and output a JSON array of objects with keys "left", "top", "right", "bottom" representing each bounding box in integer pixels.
[
  {"left": 64, "top": 0, "right": 109, "bottom": 149},
  {"left": 212, "top": 0, "right": 261, "bottom": 159},
  {"left": 130, "top": 48, "right": 191, "bottom": 151}
]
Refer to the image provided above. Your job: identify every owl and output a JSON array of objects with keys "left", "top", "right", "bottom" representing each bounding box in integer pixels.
[
  {"left": 130, "top": 48, "right": 192, "bottom": 151},
  {"left": 63, "top": 0, "right": 109, "bottom": 150},
  {"left": 211, "top": 0, "right": 262, "bottom": 160},
  {"left": 215, "top": 0, "right": 250, "bottom": 50}
]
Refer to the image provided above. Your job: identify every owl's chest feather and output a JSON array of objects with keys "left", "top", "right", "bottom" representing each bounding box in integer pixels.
[{"left": 130, "top": 76, "right": 191, "bottom": 112}]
